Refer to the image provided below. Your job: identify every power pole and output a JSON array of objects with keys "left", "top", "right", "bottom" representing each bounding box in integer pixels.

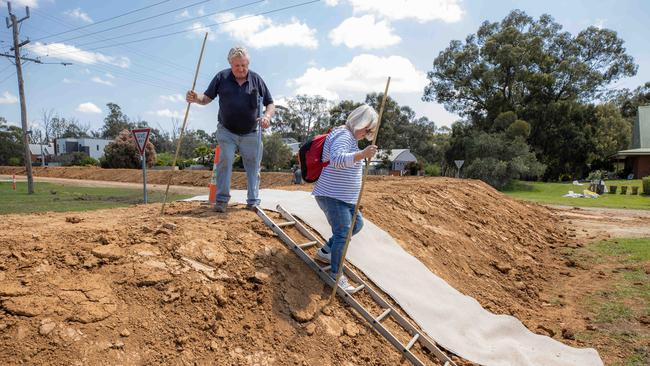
[{"left": 6, "top": 2, "right": 34, "bottom": 194}]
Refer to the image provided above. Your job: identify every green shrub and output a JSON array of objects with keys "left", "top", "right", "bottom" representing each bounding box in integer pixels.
[
  {"left": 506, "top": 119, "right": 531, "bottom": 139},
  {"left": 155, "top": 152, "right": 175, "bottom": 166},
  {"left": 643, "top": 176, "right": 650, "bottom": 195},
  {"left": 587, "top": 170, "right": 604, "bottom": 181},
  {"left": 101, "top": 129, "right": 156, "bottom": 169},
  {"left": 424, "top": 164, "right": 441, "bottom": 176},
  {"left": 62, "top": 152, "right": 97, "bottom": 166},
  {"left": 8, "top": 157, "right": 21, "bottom": 166}
]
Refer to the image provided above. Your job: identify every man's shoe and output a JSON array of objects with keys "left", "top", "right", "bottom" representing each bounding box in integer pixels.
[
  {"left": 245, "top": 203, "right": 258, "bottom": 211},
  {"left": 315, "top": 247, "right": 331, "bottom": 264},
  {"left": 214, "top": 202, "right": 227, "bottom": 213}
]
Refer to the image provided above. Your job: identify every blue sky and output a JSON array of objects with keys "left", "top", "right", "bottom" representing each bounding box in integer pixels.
[{"left": 0, "top": 0, "right": 648, "bottom": 137}]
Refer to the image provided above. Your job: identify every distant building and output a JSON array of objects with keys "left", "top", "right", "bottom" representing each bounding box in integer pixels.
[
  {"left": 28, "top": 143, "right": 55, "bottom": 165},
  {"left": 282, "top": 137, "right": 301, "bottom": 155},
  {"left": 54, "top": 137, "right": 114, "bottom": 160},
  {"left": 371, "top": 149, "right": 418, "bottom": 175},
  {"left": 613, "top": 106, "right": 650, "bottom": 178}
]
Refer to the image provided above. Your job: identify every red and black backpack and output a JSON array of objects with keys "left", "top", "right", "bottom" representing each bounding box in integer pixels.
[{"left": 298, "top": 131, "right": 330, "bottom": 183}]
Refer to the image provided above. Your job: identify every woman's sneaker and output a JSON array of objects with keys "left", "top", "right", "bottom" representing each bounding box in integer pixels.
[
  {"left": 336, "top": 275, "right": 355, "bottom": 293},
  {"left": 315, "top": 247, "right": 331, "bottom": 263}
]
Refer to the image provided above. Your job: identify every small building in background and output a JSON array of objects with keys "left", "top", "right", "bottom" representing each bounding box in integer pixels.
[
  {"left": 282, "top": 137, "right": 301, "bottom": 155},
  {"left": 54, "top": 137, "right": 113, "bottom": 160},
  {"left": 370, "top": 149, "right": 418, "bottom": 175},
  {"left": 613, "top": 105, "right": 650, "bottom": 178},
  {"left": 28, "top": 143, "right": 55, "bottom": 165}
]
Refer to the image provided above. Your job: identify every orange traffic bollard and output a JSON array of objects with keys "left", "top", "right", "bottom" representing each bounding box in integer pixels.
[{"left": 208, "top": 146, "right": 220, "bottom": 204}]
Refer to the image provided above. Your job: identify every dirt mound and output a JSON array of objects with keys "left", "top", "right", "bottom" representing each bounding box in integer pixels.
[
  {"left": 1, "top": 169, "right": 610, "bottom": 363},
  {"left": 0, "top": 203, "right": 433, "bottom": 365},
  {"left": 0, "top": 166, "right": 295, "bottom": 190},
  {"left": 360, "top": 177, "right": 595, "bottom": 347}
]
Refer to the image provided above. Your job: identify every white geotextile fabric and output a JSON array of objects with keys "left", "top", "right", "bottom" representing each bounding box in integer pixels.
[{"left": 188, "top": 189, "right": 603, "bottom": 366}]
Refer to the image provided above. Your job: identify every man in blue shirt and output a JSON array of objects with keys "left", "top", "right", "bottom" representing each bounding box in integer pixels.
[{"left": 186, "top": 46, "right": 275, "bottom": 212}]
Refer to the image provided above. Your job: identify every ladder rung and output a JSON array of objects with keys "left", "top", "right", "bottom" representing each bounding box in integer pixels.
[
  {"left": 350, "top": 284, "right": 365, "bottom": 294},
  {"left": 375, "top": 308, "right": 391, "bottom": 323},
  {"left": 321, "top": 265, "right": 331, "bottom": 272},
  {"left": 256, "top": 205, "right": 457, "bottom": 366},
  {"left": 298, "top": 240, "right": 318, "bottom": 249},
  {"left": 404, "top": 333, "right": 420, "bottom": 351}
]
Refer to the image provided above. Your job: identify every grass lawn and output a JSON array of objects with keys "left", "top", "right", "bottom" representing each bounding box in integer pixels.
[
  {"left": 503, "top": 180, "right": 650, "bottom": 210},
  {"left": 0, "top": 181, "right": 192, "bottom": 214},
  {"left": 567, "top": 238, "right": 650, "bottom": 366}
]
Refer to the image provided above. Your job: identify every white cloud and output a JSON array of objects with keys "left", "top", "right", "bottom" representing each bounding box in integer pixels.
[
  {"left": 186, "top": 22, "right": 216, "bottom": 41},
  {"left": 329, "top": 15, "right": 401, "bottom": 49},
  {"left": 104, "top": 73, "right": 115, "bottom": 79},
  {"left": 62, "top": 78, "right": 76, "bottom": 84},
  {"left": 160, "top": 94, "right": 185, "bottom": 103},
  {"left": 64, "top": 8, "right": 93, "bottom": 23},
  {"left": 273, "top": 96, "right": 290, "bottom": 108},
  {"left": 215, "top": 13, "right": 318, "bottom": 49},
  {"left": 290, "top": 54, "right": 427, "bottom": 99},
  {"left": 150, "top": 109, "right": 184, "bottom": 119},
  {"left": 91, "top": 76, "right": 114, "bottom": 86},
  {"left": 594, "top": 18, "right": 606, "bottom": 29},
  {"left": 324, "top": 0, "right": 340, "bottom": 5},
  {"left": 339, "top": 0, "right": 463, "bottom": 23},
  {"left": 26, "top": 42, "right": 130, "bottom": 68},
  {"left": 197, "top": 7, "right": 205, "bottom": 16},
  {"left": 0, "top": 91, "right": 18, "bottom": 104},
  {"left": 177, "top": 9, "right": 190, "bottom": 19},
  {"left": 76, "top": 102, "right": 102, "bottom": 114}
]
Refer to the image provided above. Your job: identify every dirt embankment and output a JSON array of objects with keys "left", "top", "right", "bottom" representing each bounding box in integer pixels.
[
  {"left": 0, "top": 167, "right": 625, "bottom": 364},
  {"left": 0, "top": 166, "right": 296, "bottom": 190},
  {"left": 0, "top": 204, "right": 429, "bottom": 365}
]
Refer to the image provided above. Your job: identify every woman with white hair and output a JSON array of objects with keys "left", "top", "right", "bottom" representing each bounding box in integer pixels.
[{"left": 312, "top": 104, "right": 379, "bottom": 292}]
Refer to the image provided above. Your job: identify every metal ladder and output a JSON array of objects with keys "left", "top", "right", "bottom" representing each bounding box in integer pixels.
[{"left": 256, "top": 205, "right": 457, "bottom": 366}]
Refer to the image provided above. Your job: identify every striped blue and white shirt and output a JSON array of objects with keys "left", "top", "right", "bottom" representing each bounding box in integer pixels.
[{"left": 312, "top": 126, "right": 362, "bottom": 205}]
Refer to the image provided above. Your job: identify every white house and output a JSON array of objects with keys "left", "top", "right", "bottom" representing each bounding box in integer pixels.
[
  {"left": 28, "top": 143, "right": 55, "bottom": 164},
  {"left": 371, "top": 149, "right": 418, "bottom": 172},
  {"left": 54, "top": 137, "right": 113, "bottom": 160}
]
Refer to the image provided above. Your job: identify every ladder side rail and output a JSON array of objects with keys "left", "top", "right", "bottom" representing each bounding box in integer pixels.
[
  {"left": 257, "top": 208, "right": 336, "bottom": 284},
  {"left": 276, "top": 205, "right": 325, "bottom": 247},
  {"left": 341, "top": 286, "right": 428, "bottom": 366},
  {"left": 259, "top": 207, "right": 456, "bottom": 366},
  {"left": 324, "top": 226, "right": 456, "bottom": 365}
]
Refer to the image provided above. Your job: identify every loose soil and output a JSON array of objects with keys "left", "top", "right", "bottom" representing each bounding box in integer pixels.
[{"left": 1, "top": 167, "right": 647, "bottom": 365}]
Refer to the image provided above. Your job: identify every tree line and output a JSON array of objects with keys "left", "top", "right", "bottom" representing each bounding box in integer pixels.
[{"left": 424, "top": 9, "right": 649, "bottom": 187}]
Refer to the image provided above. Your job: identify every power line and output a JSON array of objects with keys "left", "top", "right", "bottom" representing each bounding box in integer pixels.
[
  {"left": 53, "top": 0, "right": 219, "bottom": 44},
  {"left": 0, "top": 63, "right": 12, "bottom": 74},
  {"left": 32, "top": 0, "right": 174, "bottom": 42},
  {"left": 76, "top": 62, "right": 182, "bottom": 93},
  {"left": 23, "top": 20, "right": 191, "bottom": 91},
  {"left": 48, "top": 0, "right": 321, "bottom": 56},
  {"left": 0, "top": 52, "right": 71, "bottom": 64},
  {"left": 30, "top": 8, "right": 213, "bottom": 81},
  {"left": 0, "top": 70, "right": 16, "bottom": 84}
]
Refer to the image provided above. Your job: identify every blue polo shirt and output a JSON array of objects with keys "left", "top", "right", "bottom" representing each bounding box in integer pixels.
[{"left": 204, "top": 69, "right": 273, "bottom": 135}]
